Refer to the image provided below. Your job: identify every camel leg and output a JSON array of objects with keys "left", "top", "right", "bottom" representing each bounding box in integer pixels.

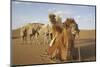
[
  {"left": 78, "top": 46, "right": 81, "bottom": 61},
  {"left": 60, "top": 48, "right": 67, "bottom": 61}
]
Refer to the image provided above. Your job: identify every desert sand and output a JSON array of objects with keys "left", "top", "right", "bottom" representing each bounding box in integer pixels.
[{"left": 12, "top": 26, "right": 96, "bottom": 65}]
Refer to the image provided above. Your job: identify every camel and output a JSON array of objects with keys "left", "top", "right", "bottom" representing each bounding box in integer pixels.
[
  {"left": 27, "top": 24, "right": 39, "bottom": 40},
  {"left": 28, "top": 27, "right": 39, "bottom": 40},
  {"left": 20, "top": 23, "right": 40, "bottom": 41},
  {"left": 20, "top": 26, "right": 27, "bottom": 41},
  {"left": 47, "top": 13, "right": 69, "bottom": 61},
  {"left": 47, "top": 13, "right": 80, "bottom": 61},
  {"left": 63, "top": 18, "right": 80, "bottom": 60}
]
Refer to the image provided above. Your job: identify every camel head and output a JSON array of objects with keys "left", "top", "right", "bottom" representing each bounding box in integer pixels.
[
  {"left": 64, "top": 18, "right": 80, "bottom": 39},
  {"left": 48, "top": 13, "right": 57, "bottom": 24}
]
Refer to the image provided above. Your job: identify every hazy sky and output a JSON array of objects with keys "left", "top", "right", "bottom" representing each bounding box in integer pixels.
[{"left": 12, "top": 1, "right": 96, "bottom": 29}]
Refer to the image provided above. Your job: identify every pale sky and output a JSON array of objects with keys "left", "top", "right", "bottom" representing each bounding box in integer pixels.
[{"left": 12, "top": 1, "right": 96, "bottom": 30}]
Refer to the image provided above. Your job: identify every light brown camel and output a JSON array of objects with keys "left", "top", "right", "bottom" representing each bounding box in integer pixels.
[
  {"left": 63, "top": 18, "right": 80, "bottom": 60},
  {"left": 47, "top": 13, "right": 80, "bottom": 61},
  {"left": 47, "top": 13, "right": 71, "bottom": 61}
]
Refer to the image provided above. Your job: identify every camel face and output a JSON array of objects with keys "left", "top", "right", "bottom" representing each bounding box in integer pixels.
[
  {"left": 70, "top": 23, "right": 78, "bottom": 34},
  {"left": 64, "top": 18, "right": 80, "bottom": 39},
  {"left": 70, "top": 23, "right": 80, "bottom": 39},
  {"left": 48, "top": 13, "right": 56, "bottom": 24}
]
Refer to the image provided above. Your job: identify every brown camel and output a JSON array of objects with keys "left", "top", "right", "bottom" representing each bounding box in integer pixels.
[
  {"left": 47, "top": 13, "right": 72, "bottom": 61},
  {"left": 47, "top": 13, "right": 80, "bottom": 61},
  {"left": 63, "top": 18, "right": 80, "bottom": 60}
]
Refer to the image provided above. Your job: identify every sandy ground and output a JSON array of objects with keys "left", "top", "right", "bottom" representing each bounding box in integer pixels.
[{"left": 11, "top": 30, "right": 96, "bottom": 65}]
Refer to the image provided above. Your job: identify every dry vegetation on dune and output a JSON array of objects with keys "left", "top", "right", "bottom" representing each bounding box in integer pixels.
[{"left": 12, "top": 23, "right": 96, "bottom": 65}]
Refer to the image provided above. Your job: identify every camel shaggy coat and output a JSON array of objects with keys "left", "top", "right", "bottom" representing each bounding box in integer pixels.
[{"left": 47, "top": 24, "right": 73, "bottom": 61}]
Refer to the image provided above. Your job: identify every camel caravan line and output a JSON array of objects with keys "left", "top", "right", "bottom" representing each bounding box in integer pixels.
[
  {"left": 20, "top": 13, "right": 80, "bottom": 61},
  {"left": 20, "top": 23, "right": 44, "bottom": 41}
]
